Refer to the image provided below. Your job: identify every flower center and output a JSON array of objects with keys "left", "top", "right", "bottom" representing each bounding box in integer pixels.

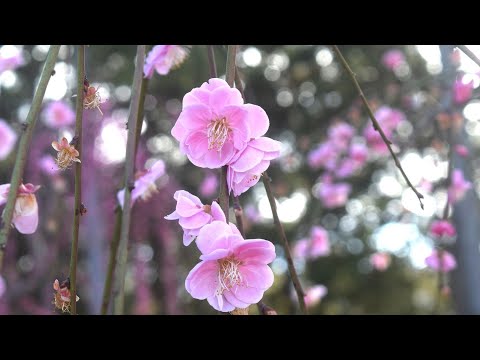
[
  {"left": 207, "top": 118, "right": 230, "bottom": 151},
  {"left": 216, "top": 257, "right": 243, "bottom": 295},
  {"left": 140, "top": 183, "right": 158, "bottom": 201}
]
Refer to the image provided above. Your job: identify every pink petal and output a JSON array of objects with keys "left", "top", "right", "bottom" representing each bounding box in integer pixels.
[
  {"left": 184, "top": 131, "right": 209, "bottom": 159},
  {"left": 222, "top": 106, "right": 249, "bottom": 150},
  {"left": 249, "top": 137, "right": 282, "bottom": 156},
  {"left": 201, "top": 78, "right": 230, "bottom": 92},
  {"left": 0, "top": 184, "right": 10, "bottom": 206},
  {"left": 233, "top": 239, "right": 276, "bottom": 264},
  {"left": 239, "top": 263, "right": 274, "bottom": 289},
  {"left": 230, "top": 285, "right": 265, "bottom": 304},
  {"left": 173, "top": 190, "right": 203, "bottom": 205},
  {"left": 176, "top": 195, "right": 203, "bottom": 217},
  {"left": 210, "top": 201, "right": 226, "bottom": 222},
  {"left": 183, "top": 88, "right": 212, "bottom": 108},
  {"left": 13, "top": 209, "right": 38, "bottom": 234},
  {"left": 164, "top": 210, "right": 180, "bottom": 220},
  {"left": 183, "top": 232, "right": 196, "bottom": 246},
  {"left": 202, "top": 141, "right": 235, "bottom": 169},
  {"left": 230, "top": 146, "right": 264, "bottom": 172},
  {"left": 223, "top": 290, "right": 251, "bottom": 309},
  {"left": 171, "top": 121, "right": 188, "bottom": 142},
  {"left": 196, "top": 221, "right": 241, "bottom": 255},
  {"left": 200, "top": 248, "right": 231, "bottom": 261},
  {"left": 244, "top": 104, "right": 269, "bottom": 138},
  {"left": 178, "top": 211, "right": 211, "bottom": 229},
  {"left": 185, "top": 261, "right": 218, "bottom": 299},
  {"left": 207, "top": 294, "right": 235, "bottom": 312},
  {"left": 178, "top": 104, "right": 212, "bottom": 130},
  {"left": 209, "top": 86, "right": 244, "bottom": 115}
]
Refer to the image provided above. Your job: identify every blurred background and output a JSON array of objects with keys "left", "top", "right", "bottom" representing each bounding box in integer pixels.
[{"left": 0, "top": 44, "right": 479, "bottom": 315}]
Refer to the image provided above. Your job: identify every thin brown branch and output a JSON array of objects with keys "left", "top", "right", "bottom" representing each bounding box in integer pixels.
[
  {"left": 69, "top": 45, "right": 85, "bottom": 315},
  {"left": 207, "top": 46, "right": 218, "bottom": 78},
  {"left": 262, "top": 173, "right": 307, "bottom": 314},
  {"left": 332, "top": 45, "right": 424, "bottom": 209},
  {"left": 257, "top": 301, "right": 278, "bottom": 315},
  {"left": 232, "top": 196, "right": 245, "bottom": 237},
  {"left": 457, "top": 45, "right": 480, "bottom": 68}
]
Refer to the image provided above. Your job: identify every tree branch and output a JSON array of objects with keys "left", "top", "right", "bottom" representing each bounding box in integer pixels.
[
  {"left": 112, "top": 45, "right": 147, "bottom": 315},
  {"left": 457, "top": 45, "right": 480, "bottom": 68},
  {"left": 207, "top": 46, "right": 218, "bottom": 78},
  {"left": 0, "top": 45, "right": 61, "bottom": 271},
  {"left": 69, "top": 45, "right": 85, "bottom": 315},
  {"left": 332, "top": 45, "right": 424, "bottom": 209}
]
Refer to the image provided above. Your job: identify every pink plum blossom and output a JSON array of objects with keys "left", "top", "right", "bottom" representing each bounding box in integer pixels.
[
  {"left": 315, "top": 179, "right": 351, "bottom": 209},
  {"left": 199, "top": 173, "right": 219, "bottom": 197},
  {"left": 185, "top": 221, "right": 275, "bottom": 312},
  {"left": 453, "top": 78, "right": 474, "bottom": 105},
  {"left": 328, "top": 122, "right": 355, "bottom": 150},
  {"left": 425, "top": 250, "right": 457, "bottom": 273},
  {"left": 364, "top": 107, "right": 404, "bottom": 154},
  {"left": 0, "top": 46, "right": 24, "bottom": 74},
  {"left": 370, "top": 252, "right": 391, "bottom": 271},
  {"left": 41, "top": 101, "right": 75, "bottom": 129},
  {"left": 171, "top": 78, "right": 270, "bottom": 169},
  {"left": 304, "top": 285, "right": 328, "bottom": 308},
  {"left": 227, "top": 137, "right": 281, "bottom": 196},
  {"left": 144, "top": 45, "right": 189, "bottom": 78},
  {"left": 430, "top": 220, "right": 456, "bottom": 239},
  {"left": 448, "top": 169, "right": 472, "bottom": 204},
  {"left": 307, "top": 141, "right": 338, "bottom": 170},
  {"left": 382, "top": 49, "right": 405, "bottom": 71},
  {"left": 455, "top": 144, "right": 469, "bottom": 158},
  {"left": 336, "top": 143, "right": 369, "bottom": 178},
  {"left": 117, "top": 160, "right": 165, "bottom": 208},
  {"left": 0, "top": 183, "right": 40, "bottom": 234},
  {"left": 164, "top": 190, "right": 227, "bottom": 246},
  {"left": 294, "top": 226, "right": 330, "bottom": 259},
  {"left": 0, "top": 119, "right": 17, "bottom": 160}
]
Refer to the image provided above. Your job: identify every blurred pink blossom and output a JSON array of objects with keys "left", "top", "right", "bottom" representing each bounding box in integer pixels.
[
  {"left": 430, "top": 220, "right": 456, "bottom": 239},
  {"left": 328, "top": 122, "right": 355, "bottom": 150},
  {"left": 0, "top": 119, "right": 17, "bottom": 160},
  {"left": 307, "top": 141, "right": 338, "bottom": 170},
  {"left": 164, "top": 190, "right": 226, "bottom": 246},
  {"left": 185, "top": 221, "right": 275, "bottom": 312},
  {"left": 199, "top": 173, "right": 218, "bottom": 197},
  {"left": 0, "top": 275, "right": 5, "bottom": 298},
  {"left": 39, "top": 156, "right": 58, "bottom": 176},
  {"left": 0, "top": 46, "right": 24, "bottom": 74},
  {"left": 172, "top": 78, "right": 270, "bottom": 169},
  {"left": 425, "top": 250, "right": 457, "bottom": 273},
  {"left": 117, "top": 160, "right": 165, "bottom": 208},
  {"left": 304, "top": 285, "right": 328, "bottom": 308},
  {"left": 0, "top": 183, "right": 40, "bottom": 234},
  {"left": 455, "top": 144, "right": 469, "bottom": 158},
  {"left": 294, "top": 226, "right": 330, "bottom": 259},
  {"left": 315, "top": 180, "right": 351, "bottom": 209},
  {"left": 382, "top": 49, "right": 405, "bottom": 71},
  {"left": 370, "top": 252, "right": 391, "bottom": 271},
  {"left": 227, "top": 137, "right": 281, "bottom": 196},
  {"left": 144, "top": 45, "right": 189, "bottom": 78},
  {"left": 42, "top": 101, "right": 75, "bottom": 129},
  {"left": 453, "top": 78, "right": 474, "bottom": 105},
  {"left": 448, "top": 169, "right": 472, "bottom": 204}
]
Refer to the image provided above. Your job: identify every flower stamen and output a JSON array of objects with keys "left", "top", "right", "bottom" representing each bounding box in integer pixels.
[
  {"left": 207, "top": 118, "right": 230, "bottom": 151},
  {"left": 216, "top": 257, "right": 243, "bottom": 295}
]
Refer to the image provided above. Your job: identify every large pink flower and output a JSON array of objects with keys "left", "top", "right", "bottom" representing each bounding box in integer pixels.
[
  {"left": 227, "top": 137, "right": 281, "bottom": 196},
  {"left": 185, "top": 221, "right": 275, "bottom": 312},
  {"left": 0, "top": 119, "right": 17, "bottom": 160},
  {"left": 42, "top": 101, "right": 75, "bottom": 129},
  {"left": 0, "top": 46, "right": 24, "bottom": 74},
  {"left": 117, "top": 160, "right": 165, "bottom": 208},
  {"left": 0, "top": 183, "right": 40, "bottom": 234},
  {"left": 448, "top": 169, "right": 472, "bottom": 204},
  {"left": 425, "top": 250, "right": 456, "bottom": 273},
  {"left": 164, "top": 190, "right": 226, "bottom": 246},
  {"left": 172, "top": 78, "right": 270, "bottom": 169},
  {"left": 453, "top": 78, "right": 474, "bottom": 105},
  {"left": 144, "top": 45, "right": 189, "bottom": 78}
]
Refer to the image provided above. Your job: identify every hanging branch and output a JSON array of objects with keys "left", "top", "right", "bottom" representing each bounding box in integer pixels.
[
  {"left": 233, "top": 66, "right": 306, "bottom": 314},
  {"left": 0, "top": 45, "right": 61, "bottom": 271},
  {"left": 207, "top": 45, "right": 218, "bottom": 78},
  {"left": 112, "top": 45, "right": 147, "bottom": 315},
  {"left": 101, "top": 58, "right": 149, "bottom": 315},
  {"left": 68, "top": 45, "right": 86, "bottom": 315},
  {"left": 232, "top": 196, "right": 245, "bottom": 238},
  {"left": 332, "top": 45, "right": 424, "bottom": 209},
  {"left": 218, "top": 45, "right": 238, "bottom": 222},
  {"left": 457, "top": 45, "right": 480, "bottom": 68}
]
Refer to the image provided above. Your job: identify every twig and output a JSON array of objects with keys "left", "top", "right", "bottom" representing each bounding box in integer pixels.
[
  {"left": 332, "top": 45, "right": 424, "bottom": 209},
  {"left": 262, "top": 173, "right": 307, "bottom": 314},
  {"left": 112, "top": 45, "right": 147, "bottom": 315},
  {"left": 218, "top": 45, "right": 238, "bottom": 222},
  {"left": 457, "top": 45, "right": 480, "bottom": 68},
  {"left": 257, "top": 301, "right": 278, "bottom": 315},
  {"left": 69, "top": 45, "right": 85, "bottom": 315},
  {"left": 0, "top": 45, "right": 61, "bottom": 271},
  {"left": 233, "top": 196, "right": 245, "bottom": 237},
  {"left": 207, "top": 46, "right": 218, "bottom": 78}
]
